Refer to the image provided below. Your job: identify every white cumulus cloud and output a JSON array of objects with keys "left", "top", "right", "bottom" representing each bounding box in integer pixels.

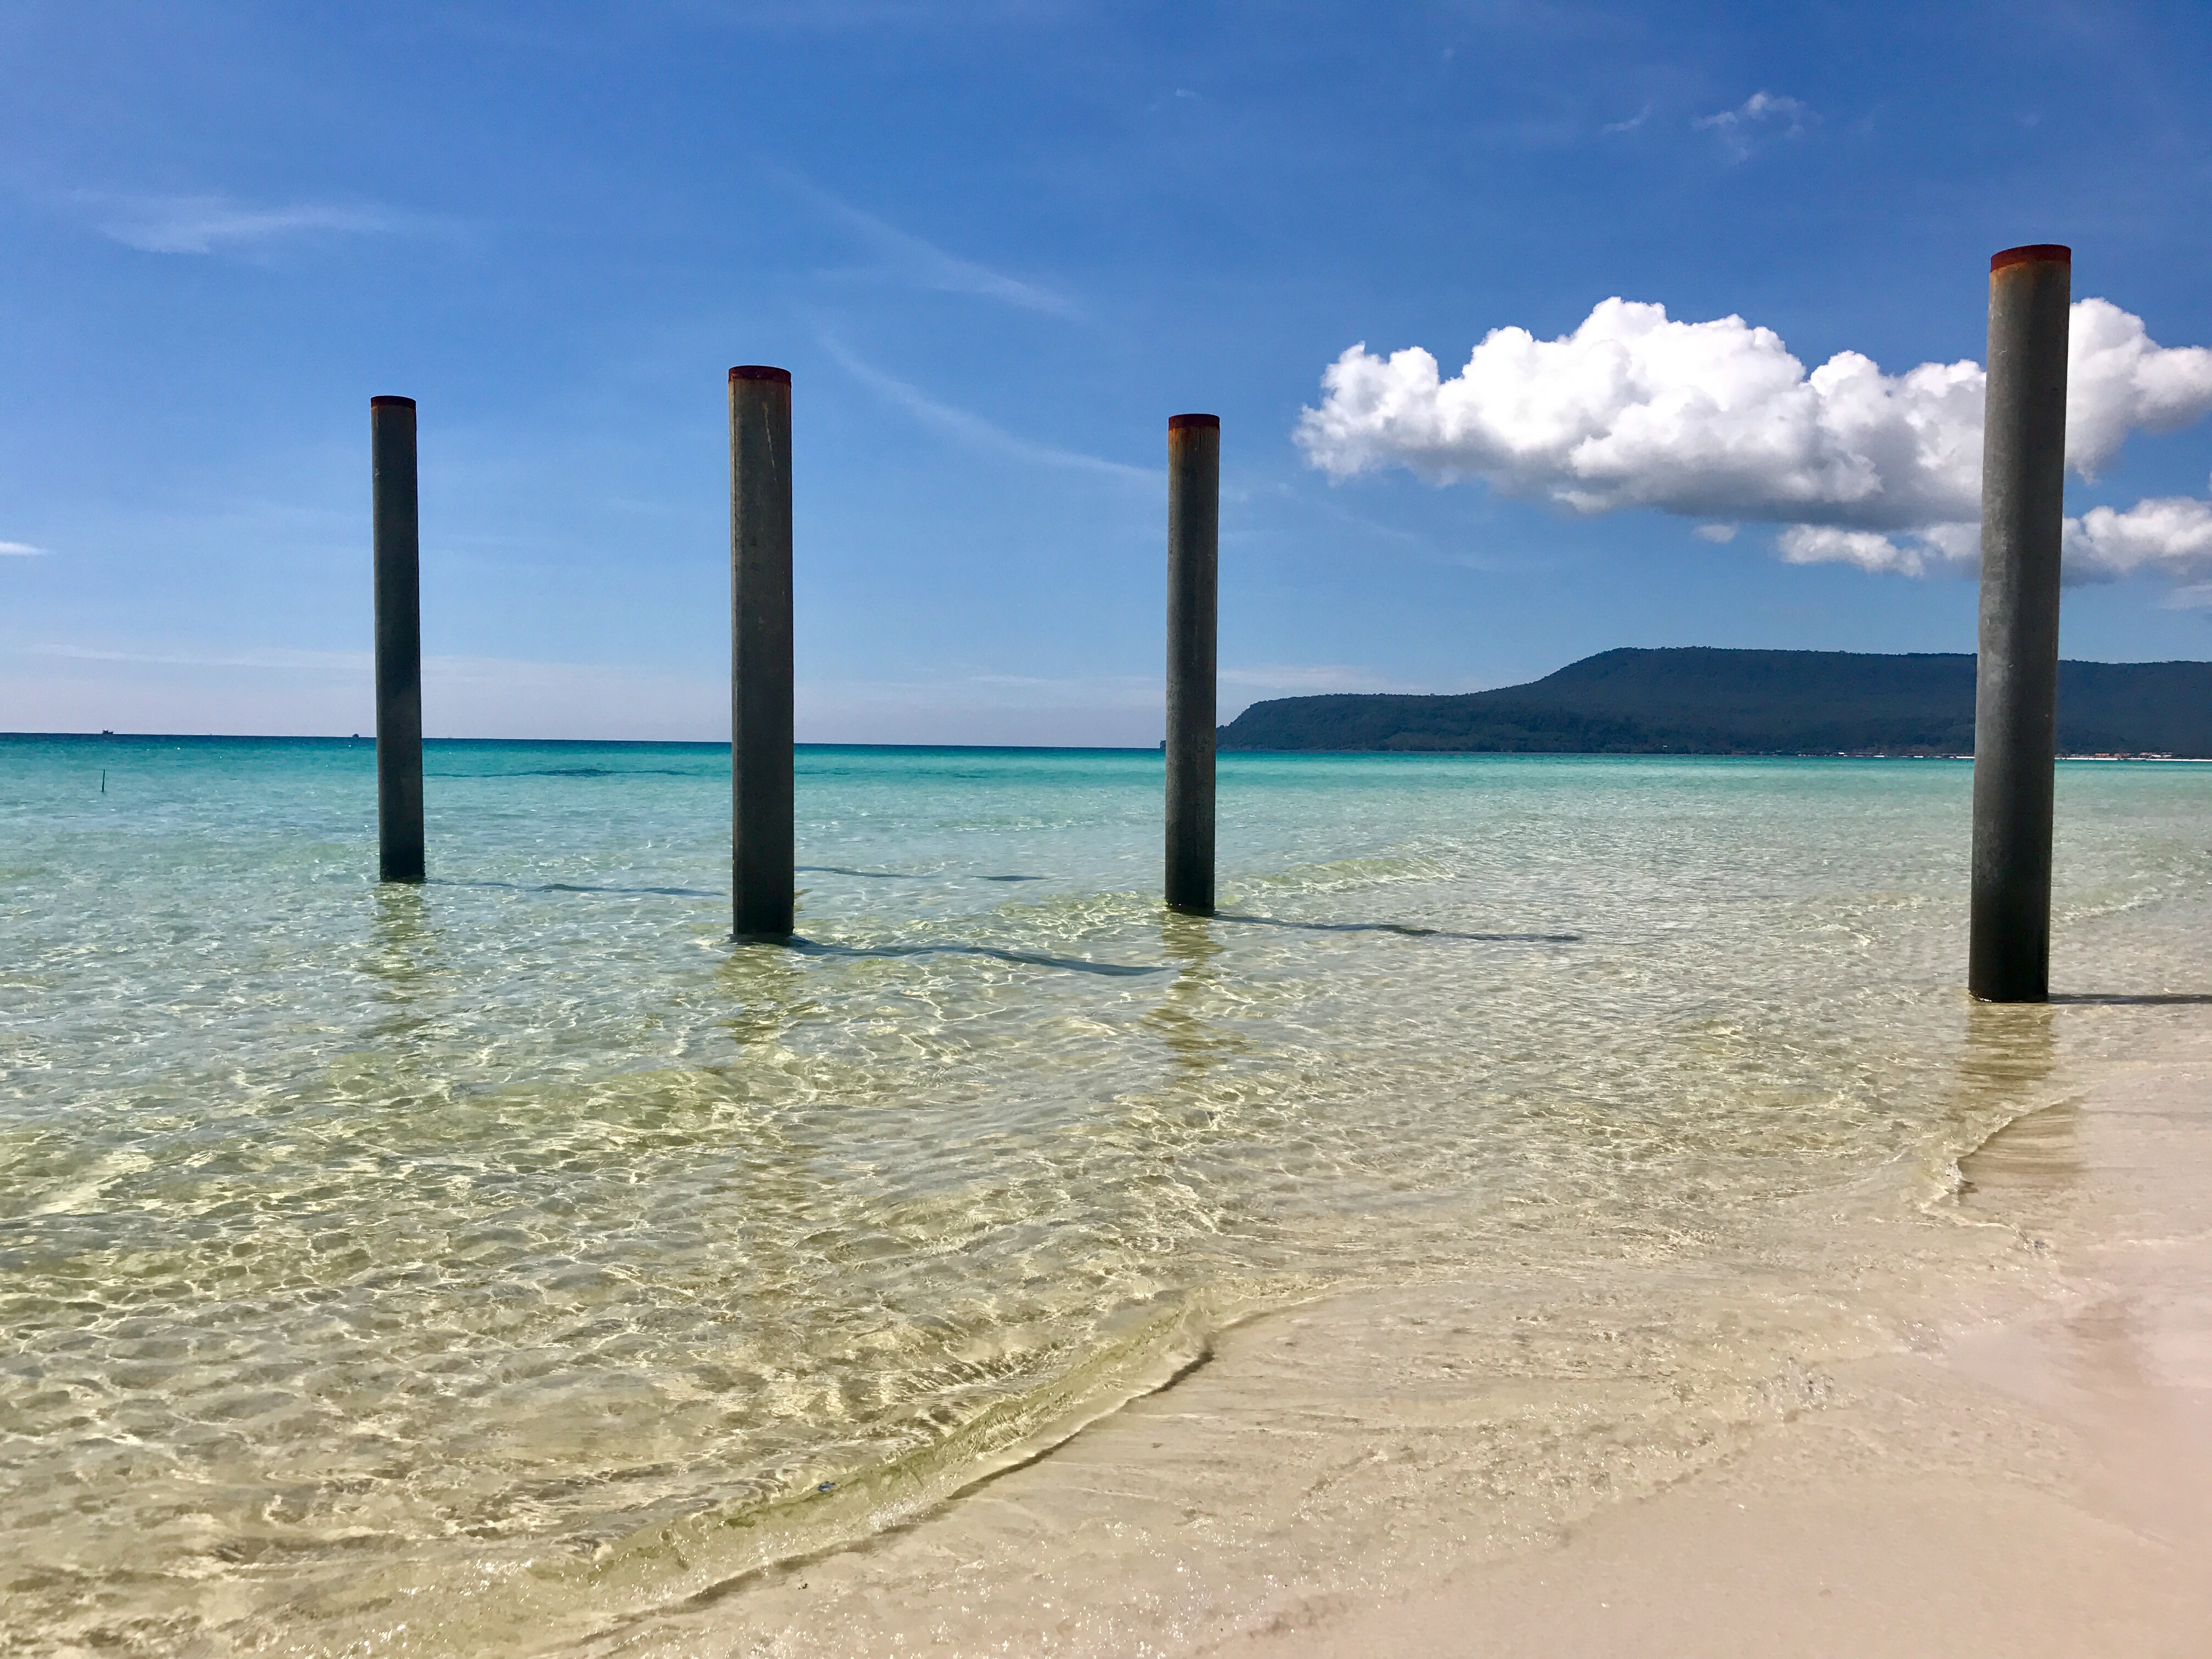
[
  {"left": 1, "top": 540, "right": 47, "bottom": 555},
  {"left": 1296, "top": 296, "right": 2212, "bottom": 584},
  {"left": 2063, "top": 495, "right": 2212, "bottom": 576},
  {"left": 2065, "top": 299, "right": 2212, "bottom": 475},
  {"left": 1777, "top": 526, "right": 1929, "bottom": 576}
]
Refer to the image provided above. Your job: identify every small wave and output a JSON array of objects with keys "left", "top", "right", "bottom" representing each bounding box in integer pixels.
[
  {"left": 571, "top": 1293, "right": 1233, "bottom": 1633},
  {"left": 1238, "top": 853, "right": 1460, "bottom": 894}
]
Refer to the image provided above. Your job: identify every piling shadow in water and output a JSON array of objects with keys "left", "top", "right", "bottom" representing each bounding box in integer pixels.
[
  {"left": 775, "top": 935, "right": 1165, "bottom": 977},
  {"left": 433, "top": 878, "right": 725, "bottom": 898},
  {"left": 799, "top": 866, "right": 1050, "bottom": 883},
  {"left": 437, "top": 871, "right": 1047, "bottom": 898},
  {"left": 541, "top": 881, "right": 724, "bottom": 897},
  {"left": 431, "top": 766, "right": 704, "bottom": 778},
  {"left": 1212, "top": 912, "right": 1581, "bottom": 944},
  {"left": 2049, "top": 992, "right": 2212, "bottom": 1006}
]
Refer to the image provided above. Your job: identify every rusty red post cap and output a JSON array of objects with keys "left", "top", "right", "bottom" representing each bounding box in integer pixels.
[
  {"left": 1168, "top": 413, "right": 1220, "bottom": 430},
  {"left": 370, "top": 395, "right": 416, "bottom": 409},
  {"left": 730, "top": 365, "right": 792, "bottom": 383},
  {"left": 1991, "top": 244, "right": 2071, "bottom": 272}
]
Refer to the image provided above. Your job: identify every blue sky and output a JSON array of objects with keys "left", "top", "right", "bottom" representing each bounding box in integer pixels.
[{"left": 4, "top": 0, "right": 2212, "bottom": 743}]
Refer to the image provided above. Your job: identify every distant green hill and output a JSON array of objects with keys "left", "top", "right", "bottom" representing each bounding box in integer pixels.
[{"left": 1216, "top": 648, "right": 2212, "bottom": 757}]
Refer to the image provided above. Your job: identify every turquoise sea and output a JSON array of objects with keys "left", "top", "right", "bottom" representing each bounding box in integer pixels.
[{"left": 6, "top": 736, "right": 2212, "bottom": 1655}]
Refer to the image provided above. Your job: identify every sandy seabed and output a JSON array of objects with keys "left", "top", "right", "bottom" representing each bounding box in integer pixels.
[{"left": 610, "top": 1001, "right": 2212, "bottom": 1659}]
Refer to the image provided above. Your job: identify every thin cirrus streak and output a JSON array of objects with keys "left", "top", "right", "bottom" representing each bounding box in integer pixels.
[
  {"left": 667, "top": 0, "right": 1067, "bottom": 31},
  {"left": 818, "top": 333, "right": 1156, "bottom": 482},
  {"left": 32, "top": 645, "right": 368, "bottom": 670},
  {"left": 1296, "top": 296, "right": 2212, "bottom": 583},
  {"left": 769, "top": 166, "right": 1080, "bottom": 317},
  {"left": 73, "top": 191, "right": 414, "bottom": 255}
]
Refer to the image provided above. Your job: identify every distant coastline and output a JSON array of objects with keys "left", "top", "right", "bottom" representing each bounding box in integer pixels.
[{"left": 1217, "top": 647, "right": 2212, "bottom": 758}]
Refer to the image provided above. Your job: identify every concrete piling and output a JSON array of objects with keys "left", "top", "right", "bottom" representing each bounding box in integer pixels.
[
  {"left": 1970, "top": 245, "right": 2072, "bottom": 1002},
  {"left": 1166, "top": 413, "right": 1220, "bottom": 916},
  {"left": 371, "top": 395, "right": 425, "bottom": 884},
  {"left": 730, "top": 365, "right": 795, "bottom": 939}
]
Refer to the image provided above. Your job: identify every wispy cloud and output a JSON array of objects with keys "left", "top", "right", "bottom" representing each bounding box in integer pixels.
[
  {"left": 1, "top": 541, "right": 46, "bottom": 556},
  {"left": 819, "top": 334, "right": 1154, "bottom": 481},
  {"left": 33, "top": 644, "right": 366, "bottom": 669},
  {"left": 1219, "top": 663, "right": 1417, "bottom": 694},
  {"left": 1600, "top": 104, "right": 1651, "bottom": 136},
  {"left": 798, "top": 667, "right": 1159, "bottom": 745},
  {"left": 74, "top": 192, "right": 416, "bottom": 255},
  {"left": 955, "top": 669, "right": 1157, "bottom": 701},
  {"left": 1693, "top": 91, "right": 1813, "bottom": 160},
  {"left": 773, "top": 168, "right": 1078, "bottom": 316},
  {"left": 665, "top": 1, "right": 1068, "bottom": 32},
  {"left": 8, "top": 646, "right": 731, "bottom": 741}
]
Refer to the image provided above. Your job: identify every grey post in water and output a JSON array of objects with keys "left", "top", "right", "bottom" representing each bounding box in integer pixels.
[
  {"left": 371, "top": 395, "right": 425, "bottom": 883},
  {"left": 730, "top": 365, "right": 795, "bottom": 939},
  {"left": 1166, "top": 413, "right": 1220, "bottom": 916},
  {"left": 1970, "top": 245, "right": 2072, "bottom": 1002}
]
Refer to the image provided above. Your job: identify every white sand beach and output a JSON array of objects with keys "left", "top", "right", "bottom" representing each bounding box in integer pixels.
[{"left": 1244, "top": 1047, "right": 2212, "bottom": 1659}]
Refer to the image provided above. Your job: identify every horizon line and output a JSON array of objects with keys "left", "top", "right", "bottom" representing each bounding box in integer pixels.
[{"left": 0, "top": 732, "right": 1167, "bottom": 752}]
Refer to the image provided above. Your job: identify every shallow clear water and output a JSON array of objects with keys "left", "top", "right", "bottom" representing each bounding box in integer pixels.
[{"left": 5, "top": 737, "right": 2212, "bottom": 1655}]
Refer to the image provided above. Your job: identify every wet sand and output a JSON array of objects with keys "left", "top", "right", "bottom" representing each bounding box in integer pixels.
[{"left": 1240, "top": 1048, "right": 2212, "bottom": 1659}]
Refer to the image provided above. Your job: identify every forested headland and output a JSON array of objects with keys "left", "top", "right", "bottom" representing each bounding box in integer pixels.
[{"left": 1216, "top": 648, "right": 2212, "bottom": 757}]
